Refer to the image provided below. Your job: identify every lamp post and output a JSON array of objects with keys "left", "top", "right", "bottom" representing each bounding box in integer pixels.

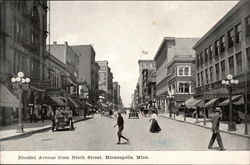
[
  {"left": 221, "top": 74, "right": 239, "bottom": 131},
  {"left": 167, "top": 94, "right": 175, "bottom": 118},
  {"left": 11, "top": 72, "right": 30, "bottom": 133}
]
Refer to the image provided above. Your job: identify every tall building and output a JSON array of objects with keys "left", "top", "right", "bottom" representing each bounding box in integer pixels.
[
  {"left": 0, "top": 0, "right": 48, "bottom": 125},
  {"left": 71, "top": 45, "right": 99, "bottom": 104},
  {"left": 138, "top": 60, "right": 156, "bottom": 104},
  {"left": 193, "top": 0, "right": 250, "bottom": 119},
  {"left": 154, "top": 37, "right": 199, "bottom": 113},
  {"left": 97, "top": 61, "right": 113, "bottom": 103}
]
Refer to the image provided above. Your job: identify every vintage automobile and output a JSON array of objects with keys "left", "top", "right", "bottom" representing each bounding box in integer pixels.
[
  {"left": 129, "top": 109, "right": 139, "bottom": 119},
  {"left": 51, "top": 110, "right": 74, "bottom": 132}
]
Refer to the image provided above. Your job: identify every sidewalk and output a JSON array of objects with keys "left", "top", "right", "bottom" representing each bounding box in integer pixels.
[
  {"left": 0, "top": 116, "right": 91, "bottom": 142},
  {"left": 159, "top": 113, "right": 250, "bottom": 138}
]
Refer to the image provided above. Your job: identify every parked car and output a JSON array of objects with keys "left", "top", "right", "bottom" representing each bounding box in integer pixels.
[
  {"left": 129, "top": 109, "right": 139, "bottom": 119},
  {"left": 51, "top": 110, "right": 74, "bottom": 132}
]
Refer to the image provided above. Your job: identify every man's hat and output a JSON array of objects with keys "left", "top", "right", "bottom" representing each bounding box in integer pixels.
[{"left": 215, "top": 107, "right": 222, "bottom": 113}]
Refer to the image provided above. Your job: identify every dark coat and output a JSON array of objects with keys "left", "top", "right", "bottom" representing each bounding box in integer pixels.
[
  {"left": 211, "top": 114, "right": 220, "bottom": 132},
  {"left": 149, "top": 119, "right": 161, "bottom": 133}
]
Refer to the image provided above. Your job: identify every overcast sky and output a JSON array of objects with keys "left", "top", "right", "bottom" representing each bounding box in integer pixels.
[{"left": 49, "top": 1, "right": 238, "bottom": 106}]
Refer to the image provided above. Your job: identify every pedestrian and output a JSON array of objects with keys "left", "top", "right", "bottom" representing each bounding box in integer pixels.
[
  {"left": 208, "top": 107, "right": 226, "bottom": 151},
  {"left": 41, "top": 107, "right": 45, "bottom": 123},
  {"left": 149, "top": 113, "right": 161, "bottom": 133},
  {"left": 113, "top": 111, "right": 129, "bottom": 144}
]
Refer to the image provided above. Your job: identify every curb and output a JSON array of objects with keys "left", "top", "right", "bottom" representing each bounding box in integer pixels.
[
  {"left": 0, "top": 116, "right": 92, "bottom": 142},
  {"left": 160, "top": 115, "right": 250, "bottom": 139}
]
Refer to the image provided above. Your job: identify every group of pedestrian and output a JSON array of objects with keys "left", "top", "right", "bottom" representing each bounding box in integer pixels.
[{"left": 113, "top": 107, "right": 226, "bottom": 151}]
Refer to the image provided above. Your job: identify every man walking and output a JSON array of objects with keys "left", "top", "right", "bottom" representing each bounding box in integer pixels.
[
  {"left": 208, "top": 107, "right": 225, "bottom": 150},
  {"left": 113, "top": 111, "right": 129, "bottom": 144}
]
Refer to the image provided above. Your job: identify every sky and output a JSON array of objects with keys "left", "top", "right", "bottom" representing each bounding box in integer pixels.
[{"left": 49, "top": 1, "right": 238, "bottom": 107}]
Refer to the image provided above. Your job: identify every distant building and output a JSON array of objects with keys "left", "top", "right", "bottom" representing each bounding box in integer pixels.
[
  {"left": 193, "top": 0, "right": 250, "bottom": 117},
  {"left": 97, "top": 61, "right": 113, "bottom": 103},
  {"left": 138, "top": 60, "right": 156, "bottom": 104},
  {"left": 166, "top": 55, "right": 196, "bottom": 114},
  {"left": 71, "top": 45, "right": 99, "bottom": 104},
  {"left": 154, "top": 37, "right": 199, "bottom": 113},
  {"left": 47, "top": 41, "right": 79, "bottom": 95},
  {"left": 0, "top": 0, "right": 48, "bottom": 125}
]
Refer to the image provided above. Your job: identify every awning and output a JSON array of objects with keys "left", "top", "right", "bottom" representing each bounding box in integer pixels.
[
  {"left": 67, "top": 97, "right": 79, "bottom": 108},
  {"left": 218, "top": 95, "right": 242, "bottom": 106},
  {"left": 184, "top": 97, "right": 202, "bottom": 109},
  {"left": 43, "top": 95, "right": 66, "bottom": 106},
  {"left": 0, "top": 84, "right": 20, "bottom": 108},
  {"left": 72, "top": 97, "right": 84, "bottom": 108},
  {"left": 85, "top": 101, "right": 93, "bottom": 108},
  {"left": 205, "top": 98, "right": 219, "bottom": 108},
  {"left": 233, "top": 96, "right": 244, "bottom": 105}
]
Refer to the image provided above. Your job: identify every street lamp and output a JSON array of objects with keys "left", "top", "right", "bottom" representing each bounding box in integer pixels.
[
  {"left": 167, "top": 94, "right": 175, "bottom": 118},
  {"left": 11, "top": 72, "right": 30, "bottom": 133},
  {"left": 221, "top": 74, "right": 239, "bottom": 131}
]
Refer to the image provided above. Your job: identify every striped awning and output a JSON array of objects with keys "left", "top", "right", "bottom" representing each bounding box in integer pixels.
[
  {"left": 0, "top": 84, "right": 21, "bottom": 108},
  {"left": 184, "top": 97, "right": 202, "bottom": 109},
  {"left": 218, "top": 95, "right": 242, "bottom": 106},
  {"left": 205, "top": 98, "right": 219, "bottom": 108}
]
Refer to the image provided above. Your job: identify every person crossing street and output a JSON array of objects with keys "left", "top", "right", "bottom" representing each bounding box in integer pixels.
[{"left": 113, "top": 111, "right": 129, "bottom": 144}]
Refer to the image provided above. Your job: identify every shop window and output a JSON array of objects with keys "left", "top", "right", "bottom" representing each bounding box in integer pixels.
[
  {"left": 235, "top": 23, "right": 241, "bottom": 44},
  {"left": 228, "top": 56, "right": 234, "bottom": 75},
  {"left": 228, "top": 29, "right": 234, "bottom": 48},
  {"left": 236, "top": 52, "right": 242, "bottom": 74}
]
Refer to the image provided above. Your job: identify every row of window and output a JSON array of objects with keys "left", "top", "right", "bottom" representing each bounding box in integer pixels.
[
  {"left": 168, "top": 81, "right": 191, "bottom": 94},
  {"left": 197, "top": 52, "right": 242, "bottom": 86},
  {"left": 196, "top": 15, "right": 250, "bottom": 68}
]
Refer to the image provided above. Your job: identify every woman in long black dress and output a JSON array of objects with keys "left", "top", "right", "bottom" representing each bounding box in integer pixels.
[{"left": 149, "top": 113, "right": 161, "bottom": 133}]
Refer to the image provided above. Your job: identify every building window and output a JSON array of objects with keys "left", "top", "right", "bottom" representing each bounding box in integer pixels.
[
  {"left": 236, "top": 52, "right": 242, "bottom": 74},
  {"left": 209, "top": 66, "right": 213, "bottom": 83},
  {"left": 220, "top": 35, "right": 225, "bottom": 52},
  {"left": 205, "top": 69, "right": 209, "bottom": 84},
  {"left": 235, "top": 23, "right": 241, "bottom": 44},
  {"left": 200, "top": 53, "right": 203, "bottom": 66},
  {"left": 221, "top": 60, "right": 225, "bottom": 79},
  {"left": 215, "top": 40, "right": 219, "bottom": 58},
  {"left": 177, "top": 82, "right": 190, "bottom": 93},
  {"left": 205, "top": 48, "right": 208, "bottom": 63},
  {"left": 209, "top": 45, "right": 213, "bottom": 61},
  {"left": 215, "top": 63, "right": 220, "bottom": 80},
  {"left": 228, "top": 29, "right": 234, "bottom": 48},
  {"left": 246, "top": 16, "right": 250, "bottom": 36},
  {"left": 200, "top": 71, "right": 204, "bottom": 86},
  {"left": 196, "top": 55, "right": 199, "bottom": 68},
  {"left": 197, "top": 73, "right": 200, "bottom": 87},
  {"left": 184, "top": 67, "right": 189, "bottom": 75},
  {"left": 228, "top": 56, "right": 234, "bottom": 75},
  {"left": 247, "top": 47, "right": 250, "bottom": 70}
]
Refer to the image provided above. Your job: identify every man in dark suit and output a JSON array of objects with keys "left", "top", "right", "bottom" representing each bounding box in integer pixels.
[
  {"left": 113, "top": 111, "right": 129, "bottom": 144},
  {"left": 208, "top": 107, "right": 225, "bottom": 150}
]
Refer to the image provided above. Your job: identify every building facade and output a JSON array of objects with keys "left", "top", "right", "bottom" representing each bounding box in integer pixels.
[
  {"left": 193, "top": 0, "right": 250, "bottom": 118},
  {"left": 138, "top": 60, "right": 156, "bottom": 104},
  {"left": 154, "top": 37, "right": 199, "bottom": 113},
  {"left": 166, "top": 55, "right": 196, "bottom": 113},
  {"left": 71, "top": 45, "right": 99, "bottom": 104},
  {"left": 0, "top": 0, "right": 48, "bottom": 125},
  {"left": 97, "top": 61, "right": 113, "bottom": 103}
]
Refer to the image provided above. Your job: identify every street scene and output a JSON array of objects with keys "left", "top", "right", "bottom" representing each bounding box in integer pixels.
[{"left": 0, "top": 0, "right": 250, "bottom": 154}]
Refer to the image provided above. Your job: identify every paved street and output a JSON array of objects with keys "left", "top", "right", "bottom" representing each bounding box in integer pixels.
[{"left": 1, "top": 113, "right": 249, "bottom": 151}]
